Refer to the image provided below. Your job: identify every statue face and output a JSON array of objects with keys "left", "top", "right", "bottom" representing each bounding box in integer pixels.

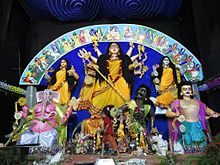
[
  {"left": 36, "top": 89, "right": 60, "bottom": 103},
  {"left": 135, "top": 87, "right": 147, "bottom": 100},
  {"left": 110, "top": 107, "right": 119, "bottom": 118},
  {"left": 162, "top": 57, "right": 170, "bottom": 66},
  {"left": 60, "top": 59, "right": 67, "bottom": 69},
  {"left": 109, "top": 43, "right": 120, "bottom": 55},
  {"left": 181, "top": 85, "right": 193, "bottom": 97},
  {"left": 43, "top": 89, "right": 53, "bottom": 102}
]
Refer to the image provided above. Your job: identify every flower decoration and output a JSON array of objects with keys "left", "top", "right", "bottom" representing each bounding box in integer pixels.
[
  {"left": 14, "top": 112, "right": 22, "bottom": 120},
  {"left": 18, "top": 97, "right": 26, "bottom": 106},
  {"left": 178, "top": 115, "right": 185, "bottom": 122},
  {"left": 151, "top": 64, "right": 162, "bottom": 92},
  {"left": 152, "top": 71, "right": 159, "bottom": 77},
  {"left": 155, "top": 85, "right": 160, "bottom": 91},
  {"left": 153, "top": 77, "right": 160, "bottom": 83},
  {"left": 12, "top": 122, "right": 18, "bottom": 130},
  {"left": 135, "top": 107, "right": 140, "bottom": 113},
  {"left": 179, "top": 124, "right": 186, "bottom": 133}
]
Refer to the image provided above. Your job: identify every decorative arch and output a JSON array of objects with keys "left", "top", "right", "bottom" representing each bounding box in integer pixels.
[{"left": 19, "top": 24, "right": 203, "bottom": 86}]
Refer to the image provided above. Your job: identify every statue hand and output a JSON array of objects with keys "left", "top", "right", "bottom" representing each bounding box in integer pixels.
[
  {"left": 129, "top": 42, "right": 134, "bottom": 48},
  {"left": 67, "top": 66, "right": 76, "bottom": 76},
  {"left": 133, "top": 60, "right": 140, "bottom": 68},
  {"left": 87, "top": 62, "right": 94, "bottom": 69},
  {"left": 210, "top": 111, "right": 220, "bottom": 118},
  {"left": 94, "top": 46, "right": 99, "bottom": 52},
  {"left": 44, "top": 70, "right": 51, "bottom": 81},
  {"left": 68, "top": 97, "right": 79, "bottom": 110},
  {"left": 91, "top": 63, "right": 99, "bottom": 70}
]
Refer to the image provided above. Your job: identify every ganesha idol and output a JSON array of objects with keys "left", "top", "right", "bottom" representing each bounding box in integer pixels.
[{"left": 16, "top": 89, "right": 73, "bottom": 147}]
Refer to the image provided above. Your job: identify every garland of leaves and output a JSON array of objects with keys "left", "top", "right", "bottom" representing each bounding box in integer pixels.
[{"left": 0, "top": 80, "right": 26, "bottom": 95}]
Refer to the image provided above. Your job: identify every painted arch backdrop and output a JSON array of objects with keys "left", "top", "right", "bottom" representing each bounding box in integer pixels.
[{"left": 19, "top": 24, "right": 203, "bottom": 95}]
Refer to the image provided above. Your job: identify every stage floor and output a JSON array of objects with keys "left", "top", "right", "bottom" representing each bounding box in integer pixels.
[
  {"left": 0, "top": 146, "right": 202, "bottom": 165},
  {"left": 61, "top": 153, "right": 199, "bottom": 165}
]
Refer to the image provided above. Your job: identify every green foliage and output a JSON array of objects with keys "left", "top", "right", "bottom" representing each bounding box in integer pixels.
[
  {"left": 194, "top": 133, "right": 220, "bottom": 165},
  {"left": 160, "top": 133, "right": 220, "bottom": 165},
  {"left": 196, "top": 144, "right": 220, "bottom": 165},
  {"left": 0, "top": 149, "right": 27, "bottom": 165},
  {"left": 186, "top": 143, "right": 220, "bottom": 165},
  {"left": 158, "top": 154, "right": 177, "bottom": 165},
  {"left": 215, "top": 133, "right": 220, "bottom": 141}
]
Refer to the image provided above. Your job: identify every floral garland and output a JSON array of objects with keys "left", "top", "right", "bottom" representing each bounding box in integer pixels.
[
  {"left": 151, "top": 64, "right": 160, "bottom": 92},
  {"left": 0, "top": 80, "right": 26, "bottom": 95}
]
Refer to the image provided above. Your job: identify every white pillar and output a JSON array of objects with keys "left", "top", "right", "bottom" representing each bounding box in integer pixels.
[{"left": 26, "top": 86, "right": 37, "bottom": 108}]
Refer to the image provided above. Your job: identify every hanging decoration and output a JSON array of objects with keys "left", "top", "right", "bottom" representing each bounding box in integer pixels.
[{"left": 0, "top": 80, "right": 26, "bottom": 95}]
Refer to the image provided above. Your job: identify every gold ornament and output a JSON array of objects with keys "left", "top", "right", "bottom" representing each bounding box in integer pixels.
[{"left": 17, "top": 97, "right": 26, "bottom": 106}]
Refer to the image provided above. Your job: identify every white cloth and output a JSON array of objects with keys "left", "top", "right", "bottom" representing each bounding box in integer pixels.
[{"left": 17, "top": 129, "right": 58, "bottom": 147}]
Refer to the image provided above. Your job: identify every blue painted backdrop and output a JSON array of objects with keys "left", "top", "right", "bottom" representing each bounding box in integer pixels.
[{"left": 41, "top": 42, "right": 168, "bottom": 139}]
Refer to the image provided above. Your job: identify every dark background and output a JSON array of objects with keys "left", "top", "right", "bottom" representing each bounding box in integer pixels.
[{"left": 0, "top": 0, "right": 220, "bottom": 143}]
